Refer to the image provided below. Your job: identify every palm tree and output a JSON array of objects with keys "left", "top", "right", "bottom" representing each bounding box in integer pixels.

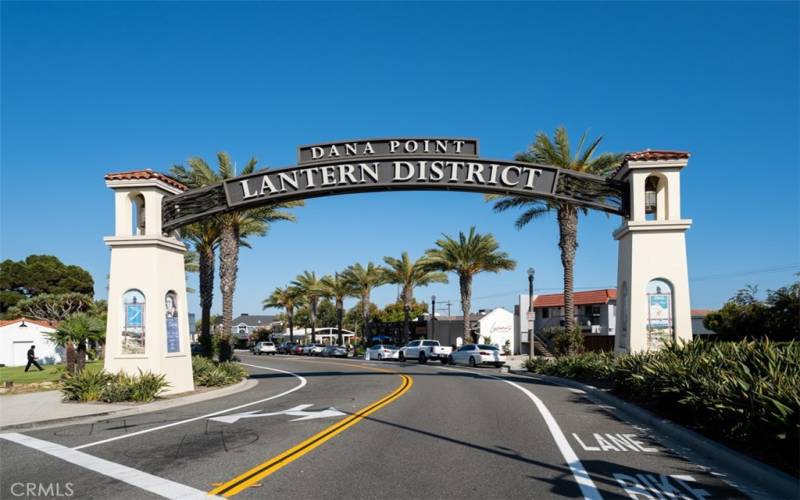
[
  {"left": 488, "top": 127, "right": 622, "bottom": 333},
  {"left": 181, "top": 220, "right": 220, "bottom": 358},
  {"left": 263, "top": 286, "right": 302, "bottom": 343},
  {"left": 48, "top": 312, "right": 105, "bottom": 374},
  {"left": 320, "top": 273, "right": 355, "bottom": 345},
  {"left": 292, "top": 271, "right": 326, "bottom": 344},
  {"left": 423, "top": 227, "right": 516, "bottom": 344},
  {"left": 382, "top": 252, "right": 448, "bottom": 345},
  {"left": 341, "top": 262, "right": 386, "bottom": 344},
  {"left": 171, "top": 153, "right": 302, "bottom": 360}
]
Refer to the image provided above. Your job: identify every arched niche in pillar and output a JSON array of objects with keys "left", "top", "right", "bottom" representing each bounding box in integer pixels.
[
  {"left": 128, "top": 192, "right": 146, "bottom": 235},
  {"left": 121, "top": 289, "right": 146, "bottom": 355},
  {"left": 645, "top": 278, "right": 674, "bottom": 350}
]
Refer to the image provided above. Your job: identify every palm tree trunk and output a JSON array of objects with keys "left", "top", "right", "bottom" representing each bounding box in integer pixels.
[
  {"left": 310, "top": 299, "right": 317, "bottom": 344},
  {"left": 402, "top": 286, "right": 412, "bottom": 345},
  {"left": 219, "top": 219, "right": 239, "bottom": 361},
  {"left": 76, "top": 341, "right": 87, "bottom": 373},
  {"left": 336, "top": 298, "right": 344, "bottom": 345},
  {"left": 362, "top": 293, "right": 370, "bottom": 344},
  {"left": 199, "top": 245, "right": 215, "bottom": 358},
  {"left": 66, "top": 342, "right": 76, "bottom": 375},
  {"left": 288, "top": 308, "right": 294, "bottom": 343},
  {"left": 558, "top": 205, "right": 579, "bottom": 333},
  {"left": 459, "top": 274, "right": 473, "bottom": 343}
]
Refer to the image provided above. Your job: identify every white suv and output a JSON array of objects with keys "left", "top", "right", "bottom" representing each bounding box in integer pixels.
[{"left": 256, "top": 341, "right": 277, "bottom": 355}]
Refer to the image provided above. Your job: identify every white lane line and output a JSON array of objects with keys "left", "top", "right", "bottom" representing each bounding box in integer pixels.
[
  {"left": 73, "top": 363, "right": 306, "bottom": 450},
  {"left": 0, "top": 432, "right": 214, "bottom": 499},
  {"left": 438, "top": 365, "right": 602, "bottom": 500}
]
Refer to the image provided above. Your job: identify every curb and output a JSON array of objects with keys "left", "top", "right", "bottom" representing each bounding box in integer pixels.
[
  {"left": 508, "top": 369, "right": 799, "bottom": 500},
  {"left": 0, "top": 378, "right": 258, "bottom": 432}
]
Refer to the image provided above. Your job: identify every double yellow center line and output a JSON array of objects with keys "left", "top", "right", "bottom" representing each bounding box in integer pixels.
[{"left": 209, "top": 369, "right": 413, "bottom": 497}]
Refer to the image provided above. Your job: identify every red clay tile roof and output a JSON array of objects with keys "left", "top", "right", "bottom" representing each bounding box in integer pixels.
[
  {"left": 691, "top": 309, "right": 714, "bottom": 316},
  {"left": 624, "top": 150, "right": 691, "bottom": 162},
  {"left": 534, "top": 289, "right": 617, "bottom": 308},
  {"left": 0, "top": 317, "right": 57, "bottom": 329},
  {"left": 105, "top": 169, "right": 188, "bottom": 191}
]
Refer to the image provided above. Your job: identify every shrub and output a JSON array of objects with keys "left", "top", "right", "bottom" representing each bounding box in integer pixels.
[
  {"left": 547, "top": 327, "right": 584, "bottom": 356},
  {"left": 524, "top": 351, "right": 616, "bottom": 380},
  {"left": 100, "top": 375, "right": 133, "bottom": 402},
  {"left": 127, "top": 370, "right": 169, "bottom": 401},
  {"left": 192, "top": 356, "right": 247, "bottom": 387},
  {"left": 62, "top": 369, "right": 168, "bottom": 402},
  {"left": 61, "top": 368, "right": 111, "bottom": 402},
  {"left": 526, "top": 339, "right": 800, "bottom": 474}
]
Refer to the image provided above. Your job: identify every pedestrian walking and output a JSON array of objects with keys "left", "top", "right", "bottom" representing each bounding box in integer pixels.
[{"left": 25, "top": 345, "right": 44, "bottom": 372}]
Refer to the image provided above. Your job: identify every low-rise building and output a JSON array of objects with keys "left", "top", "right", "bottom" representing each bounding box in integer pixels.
[
  {"left": 514, "top": 289, "right": 616, "bottom": 355},
  {"left": 427, "top": 308, "right": 514, "bottom": 352},
  {"left": 0, "top": 318, "right": 62, "bottom": 366},
  {"left": 691, "top": 309, "right": 717, "bottom": 336},
  {"left": 533, "top": 289, "right": 617, "bottom": 336},
  {"left": 231, "top": 314, "right": 280, "bottom": 341}
]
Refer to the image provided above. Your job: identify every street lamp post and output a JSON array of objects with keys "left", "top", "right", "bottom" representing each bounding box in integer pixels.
[
  {"left": 528, "top": 268, "right": 535, "bottom": 359},
  {"left": 431, "top": 295, "right": 436, "bottom": 339}
]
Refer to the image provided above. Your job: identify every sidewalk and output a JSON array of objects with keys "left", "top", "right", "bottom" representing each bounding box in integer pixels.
[{"left": 0, "top": 378, "right": 257, "bottom": 430}]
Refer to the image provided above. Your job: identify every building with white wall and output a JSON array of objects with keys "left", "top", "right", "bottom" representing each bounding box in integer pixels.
[
  {"left": 428, "top": 308, "right": 514, "bottom": 351},
  {"left": 0, "top": 318, "right": 62, "bottom": 367}
]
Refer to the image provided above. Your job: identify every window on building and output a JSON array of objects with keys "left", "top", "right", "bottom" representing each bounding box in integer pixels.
[{"left": 542, "top": 308, "right": 550, "bottom": 319}]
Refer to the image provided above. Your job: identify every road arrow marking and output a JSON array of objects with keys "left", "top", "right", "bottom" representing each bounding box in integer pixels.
[{"left": 209, "top": 404, "right": 346, "bottom": 424}]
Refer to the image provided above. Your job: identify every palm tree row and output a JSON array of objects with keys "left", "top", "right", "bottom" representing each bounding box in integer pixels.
[
  {"left": 264, "top": 227, "right": 515, "bottom": 346},
  {"left": 174, "top": 128, "right": 619, "bottom": 357},
  {"left": 172, "top": 153, "right": 302, "bottom": 360}
]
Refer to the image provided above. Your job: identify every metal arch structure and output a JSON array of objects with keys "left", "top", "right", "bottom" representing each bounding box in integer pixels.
[{"left": 161, "top": 138, "right": 628, "bottom": 232}]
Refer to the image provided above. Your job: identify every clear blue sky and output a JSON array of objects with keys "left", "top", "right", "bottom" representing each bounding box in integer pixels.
[{"left": 2, "top": 2, "right": 798, "bottom": 318}]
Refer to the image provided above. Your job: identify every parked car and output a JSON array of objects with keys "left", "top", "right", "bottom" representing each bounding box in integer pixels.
[
  {"left": 322, "top": 345, "right": 348, "bottom": 357},
  {"left": 308, "top": 344, "right": 325, "bottom": 356},
  {"left": 448, "top": 344, "right": 505, "bottom": 368},
  {"left": 400, "top": 339, "right": 453, "bottom": 363},
  {"left": 278, "top": 342, "right": 297, "bottom": 354},
  {"left": 292, "top": 344, "right": 306, "bottom": 355},
  {"left": 256, "top": 341, "right": 277, "bottom": 355},
  {"left": 366, "top": 344, "right": 399, "bottom": 361}
]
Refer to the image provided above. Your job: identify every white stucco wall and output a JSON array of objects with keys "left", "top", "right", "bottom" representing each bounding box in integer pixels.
[
  {"left": 478, "top": 308, "right": 514, "bottom": 351},
  {"left": 0, "top": 321, "right": 62, "bottom": 366}
]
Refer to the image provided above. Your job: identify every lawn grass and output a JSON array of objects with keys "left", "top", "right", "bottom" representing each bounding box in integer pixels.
[{"left": 0, "top": 361, "right": 101, "bottom": 384}]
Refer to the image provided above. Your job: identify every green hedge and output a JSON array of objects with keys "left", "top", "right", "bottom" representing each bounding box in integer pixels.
[
  {"left": 61, "top": 369, "right": 168, "bottom": 402},
  {"left": 524, "top": 340, "right": 800, "bottom": 473},
  {"left": 192, "top": 356, "right": 248, "bottom": 387}
]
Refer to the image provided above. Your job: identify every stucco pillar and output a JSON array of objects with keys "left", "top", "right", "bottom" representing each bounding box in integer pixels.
[
  {"left": 103, "top": 170, "right": 194, "bottom": 395},
  {"left": 613, "top": 151, "right": 693, "bottom": 353}
]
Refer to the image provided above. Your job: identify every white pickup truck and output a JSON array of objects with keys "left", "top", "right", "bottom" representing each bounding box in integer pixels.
[{"left": 399, "top": 339, "right": 453, "bottom": 364}]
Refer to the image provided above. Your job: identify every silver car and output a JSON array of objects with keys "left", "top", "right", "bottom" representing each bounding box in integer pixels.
[
  {"left": 449, "top": 344, "right": 505, "bottom": 368},
  {"left": 322, "top": 345, "right": 348, "bottom": 358},
  {"left": 366, "top": 344, "right": 399, "bottom": 361}
]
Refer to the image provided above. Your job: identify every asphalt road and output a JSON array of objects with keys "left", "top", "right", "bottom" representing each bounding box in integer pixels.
[{"left": 0, "top": 352, "right": 749, "bottom": 499}]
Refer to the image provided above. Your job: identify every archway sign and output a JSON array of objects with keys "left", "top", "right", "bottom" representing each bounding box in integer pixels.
[
  {"left": 103, "top": 137, "right": 693, "bottom": 394},
  {"left": 160, "top": 138, "right": 627, "bottom": 231}
]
